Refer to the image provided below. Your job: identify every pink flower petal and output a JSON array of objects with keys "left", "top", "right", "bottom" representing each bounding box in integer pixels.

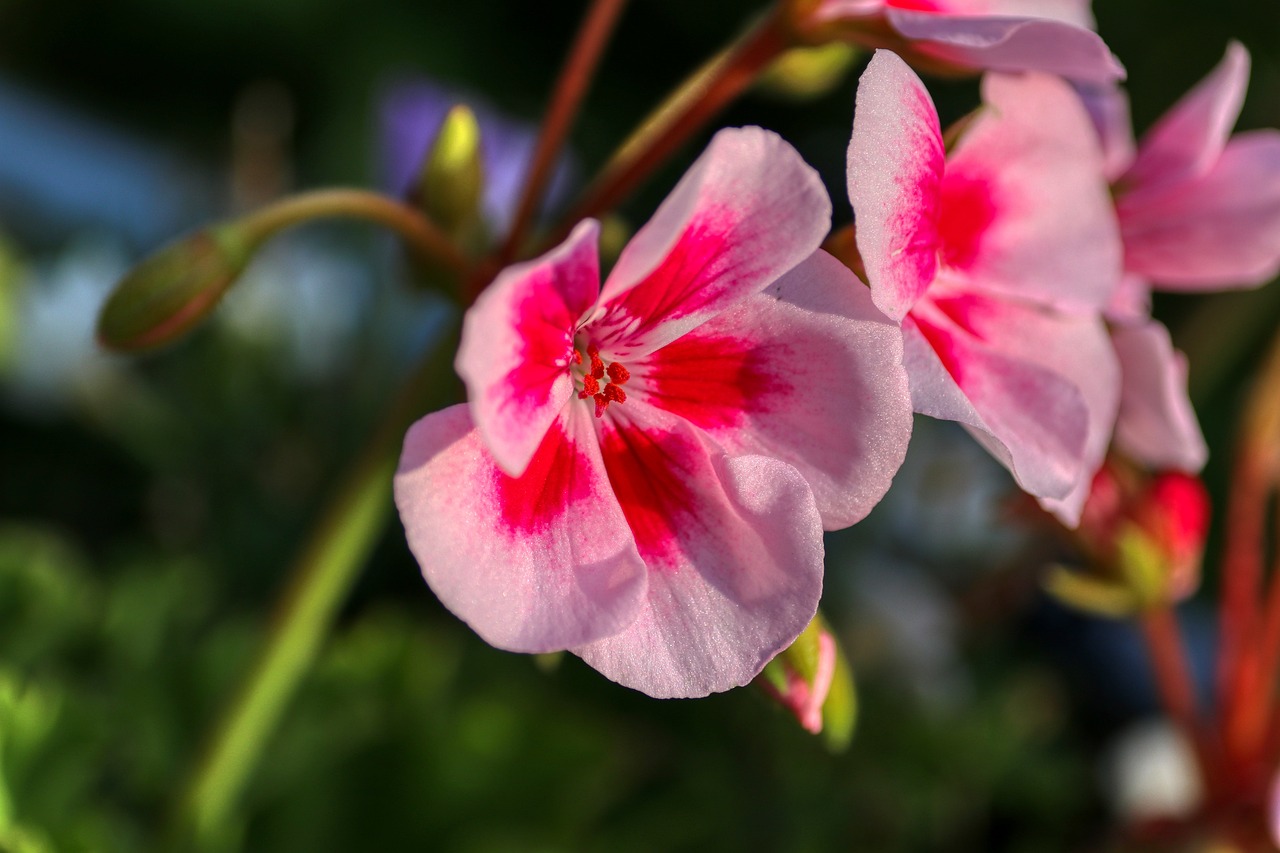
[
  {"left": 1105, "top": 273, "right": 1152, "bottom": 324},
  {"left": 964, "top": 285, "right": 1120, "bottom": 525},
  {"left": 457, "top": 219, "right": 601, "bottom": 476},
  {"left": 590, "top": 127, "right": 831, "bottom": 358},
  {"left": 943, "top": 71, "right": 1121, "bottom": 313},
  {"left": 630, "top": 250, "right": 913, "bottom": 529},
  {"left": 1119, "top": 130, "right": 1280, "bottom": 289},
  {"left": 394, "top": 403, "right": 648, "bottom": 653},
  {"left": 886, "top": 9, "right": 1124, "bottom": 83},
  {"left": 1075, "top": 82, "right": 1137, "bottom": 181},
  {"left": 848, "top": 50, "right": 944, "bottom": 322},
  {"left": 905, "top": 291, "right": 1089, "bottom": 500},
  {"left": 1112, "top": 321, "right": 1208, "bottom": 473},
  {"left": 575, "top": 403, "right": 825, "bottom": 698},
  {"left": 1123, "top": 42, "right": 1250, "bottom": 193}
]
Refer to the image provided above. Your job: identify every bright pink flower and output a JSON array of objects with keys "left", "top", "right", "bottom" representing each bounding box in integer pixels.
[
  {"left": 809, "top": 0, "right": 1123, "bottom": 83},
  {"left": 847, "top": 50, "right": 1122, "bottom": 525},
  {"left": 395, "top": 127, "right": 914, "bottom": 698}
]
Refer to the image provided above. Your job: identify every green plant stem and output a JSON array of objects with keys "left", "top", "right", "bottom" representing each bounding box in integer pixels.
[
  {"left": 499, "top": 0, "right": 630, "bottom": 266},
  {"left": 172, "top": 330, "right": 459, "bottom": 845},
  {"left": 245, "top": 188, "right": 470, "bottom": 278}
]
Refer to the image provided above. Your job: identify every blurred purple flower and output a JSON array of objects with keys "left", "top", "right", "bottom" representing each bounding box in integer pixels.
[{"left": 378, "top": 78, "right": 574, "bottom": 235}]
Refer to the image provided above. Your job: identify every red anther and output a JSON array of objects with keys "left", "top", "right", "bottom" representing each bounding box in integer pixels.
[
  {"left": 593, "top": 393, "right": 609, "bottom": 418},
  {"left": 606, "top": 362, "right": 630, "bottom": 384},
  {"left": 577, "top": 374, "right": 600, "bottom": 399},
  {"left": 587, "top": 343, "right": 606, "bottom": 379},
  {"left": 603, "top": 383, "right": 626, "bottom": 404},
  {"left": 572, "top": 349, "right": 583, "bottom": 365}
]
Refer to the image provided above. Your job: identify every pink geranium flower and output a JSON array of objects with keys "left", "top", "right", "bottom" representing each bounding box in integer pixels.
[
  {"left": 808, "top": 0, "right": 1123, "bottom": 84},
  {"left": 847, "top": 49, "right": 1122, "bottom": 525},
  {"left": 1078, "top": 42, "right": 1280, "bottom": 473},
  {"left": 394, "top": 127, "right": 914, "bottom": 698}
]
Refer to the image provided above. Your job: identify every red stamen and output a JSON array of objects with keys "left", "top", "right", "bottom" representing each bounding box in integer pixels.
[
  {"left": 572, "top": 349, "right": 583, "bottom": 365},
  {"left": 603, "top": 383, "right": 626, "bottom": 404},
  {"left": 593, "top": 393, "right": 609, "bottom": 418},
  {"left": 606, "top": 362, "right": 630, "bottom": 384},
  {"left": 578, "top": 374, "right": 600, "bottom": 399},
  {"left": 587, "top": 344, "right": 606, "bottom": 379}
]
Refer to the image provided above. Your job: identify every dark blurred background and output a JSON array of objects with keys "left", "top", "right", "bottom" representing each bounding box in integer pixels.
[{"left": 0, "top": 1, "right": 1277, "bottom": 850}]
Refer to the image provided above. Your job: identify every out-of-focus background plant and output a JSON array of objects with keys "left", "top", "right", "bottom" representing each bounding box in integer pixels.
[{"left": 2, "top": 0, "right": 1279, "bottom": 850}]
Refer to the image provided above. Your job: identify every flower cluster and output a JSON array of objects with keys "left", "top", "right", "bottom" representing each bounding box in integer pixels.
[{"left": 393, "top": 4, "right": 1280, "bottom": 699}]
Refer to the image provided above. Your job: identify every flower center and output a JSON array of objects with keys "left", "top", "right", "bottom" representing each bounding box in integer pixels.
[{"left": 572, "top": 342, "right": 630, "bottom": 418}]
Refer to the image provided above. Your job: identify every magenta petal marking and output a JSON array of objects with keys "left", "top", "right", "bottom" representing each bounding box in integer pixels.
[
  {"left": 458, "top": 219, "right": 601, "bottom": 477},
  {"left": 576, "top": 412, "right": 825, "bottom": 698},
  {"left": 849, "top": 50, "right": 944, "bottom": 322},
  {"left": 636, "top": 331, "right": 782, "bottom": 432},
  {"left": 937, "top": 172, "right": 998, "bottom": 271},
  {"left": 594, "top": 126, "right": 831, "bottom": 358},
  {"left": 394, "top": 404, "right": 648, "bottom": 653}
]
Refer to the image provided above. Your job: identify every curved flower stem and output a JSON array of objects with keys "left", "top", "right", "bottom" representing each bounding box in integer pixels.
[
  {"left": 245, "top": 188, "right": 471, "bottom": 280},
  {"left": 542, "top": 10, "right": 791, "bottom": 252},
  {"left": 499, "top": 0, "right": 631, "bottom": 266},
  {"left": 171, "top": 330, "right": 460, "bottom": 846}
]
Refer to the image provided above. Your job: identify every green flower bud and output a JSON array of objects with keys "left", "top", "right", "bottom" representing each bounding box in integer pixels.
[
  {"left": 96, "top": 222, "right": 263, "bottom": 352},
  {"left": 418, "top": 105, "right": 484, "bottom": 236}
]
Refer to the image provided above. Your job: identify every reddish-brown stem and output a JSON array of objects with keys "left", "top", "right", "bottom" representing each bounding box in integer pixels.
[
  {"left": 499, "top": 0, "right": 630, "bottom": 266},
  {"left": 1218, "top": 459, "right": 1269, "bottom": 764},
  {"left": 543, "top": 11, "right": 790, "bottom": 251},
  {"left": 1141, "top": 606, "right": 1219, "bottom": 790}
]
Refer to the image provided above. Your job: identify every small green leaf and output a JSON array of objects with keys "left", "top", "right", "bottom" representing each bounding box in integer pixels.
[{"left": 1042, "top": 563, "right": 1141, "bottom": 618}]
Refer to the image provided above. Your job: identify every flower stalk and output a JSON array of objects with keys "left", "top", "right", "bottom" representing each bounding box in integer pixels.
[
  {"left": 546, "top": 10, "right": 790, "bottom": 250},
  {"left": 171, "top": 329, "right": 460, "bottom": 846},
  {"left": 499, "top": 0, "right": 631, "bottom": 265}
]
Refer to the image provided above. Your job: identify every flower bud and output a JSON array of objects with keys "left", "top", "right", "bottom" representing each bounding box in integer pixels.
[
  {"left": 417, "top": 104, "right": 484, "bottom": 236},
  {"left": 97, "top": 222, "right": 264, "bottom": 352},
  {"left": 758, "top": 612, "right": 857, "bottom": 750},
  {"left": 757, "top": 43, "right": 858, "bottom": 100},
  {"left": 1047, "top": 461, "right": 1210, "bottom": 616}
]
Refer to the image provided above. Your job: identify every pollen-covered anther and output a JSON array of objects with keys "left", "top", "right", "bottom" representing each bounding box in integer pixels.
[
  {"left": 603, "top": 383, "right": 626, "bottom": 405},
  {"left": 587, "top": 344, "right": 606, "bottom": 380},
  {"left": 577, "top": 374, "right": 600, "bottom": 399},
  {"left": 593, "top": 393, "right": 609, "bottom": 418},
  {"left": 606, "top": 362, "right": 630, "bottom": 385}
]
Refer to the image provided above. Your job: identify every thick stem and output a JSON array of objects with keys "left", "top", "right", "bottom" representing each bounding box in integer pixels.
[
  {"left": 246, "top": 188, "right": 470, "bottom": 278},
  {"left": 171, "top": 331, "right": 459, "bottom": 845},
  {"left": 499, "top": 0, "right": 630, "bottom": 265},
  {"left": 544, "top": 11, "right": 790, "bottom": 251},
  {"left": 1140, "top": 606, "right": 1218, "bottom": 789}
]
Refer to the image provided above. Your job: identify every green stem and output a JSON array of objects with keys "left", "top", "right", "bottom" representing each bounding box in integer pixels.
[
  {"left": 245, "top": 189, "right": 471, "bottom": 278},
  {"left": 171, "top": 330, "right": 459, "bottom": 845}
]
